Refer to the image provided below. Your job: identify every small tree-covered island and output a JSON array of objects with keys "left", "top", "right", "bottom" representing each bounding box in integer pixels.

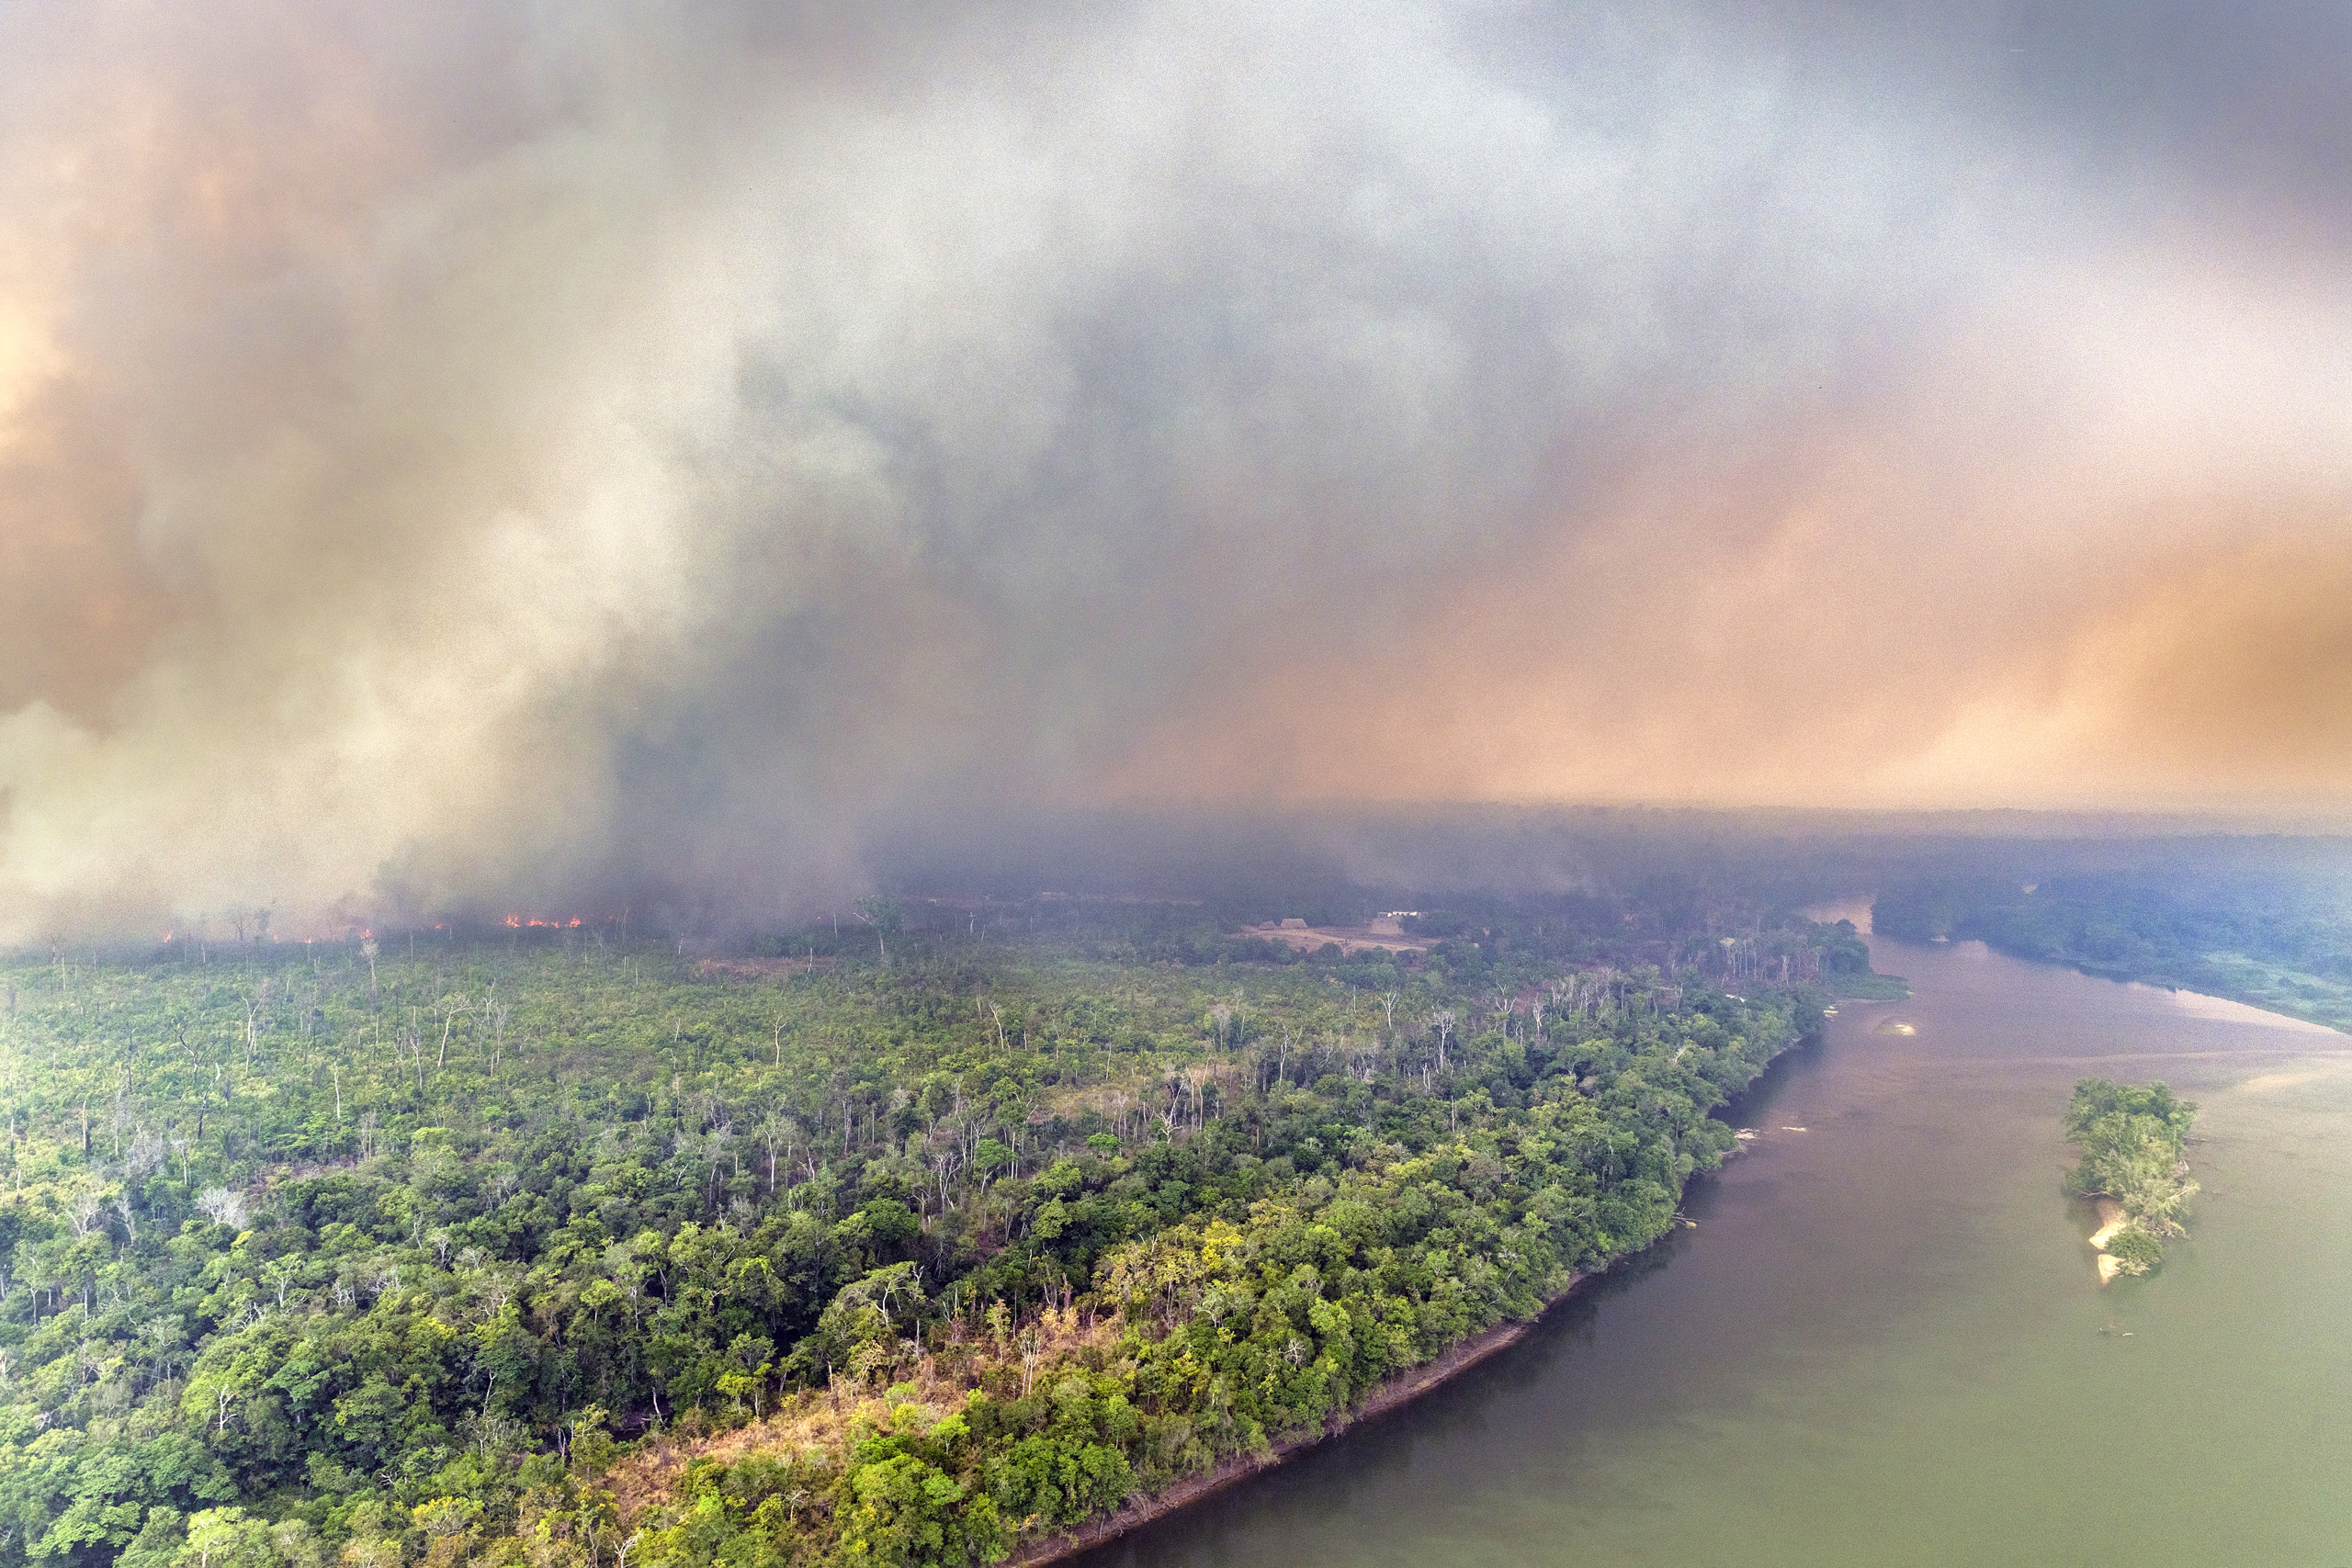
[
  {"left": 2064, "top": 1079, "right": 2198, "bottom": 1283},
  {"left": 0, "top": 900, "right": 1867, "bottom": 1568}
]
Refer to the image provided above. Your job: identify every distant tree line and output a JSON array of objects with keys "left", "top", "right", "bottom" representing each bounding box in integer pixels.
[{"left": 1874, "top": 870, "right": 2352, "bottom": 1029}]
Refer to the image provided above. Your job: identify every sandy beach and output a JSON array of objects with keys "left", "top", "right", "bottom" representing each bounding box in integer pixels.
[{"left": 2088, "top": 1198, "right": 2127, "bottom": 1284}]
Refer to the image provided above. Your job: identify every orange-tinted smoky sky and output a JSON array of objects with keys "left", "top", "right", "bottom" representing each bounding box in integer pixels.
[{"left": 3, "top": 1, "right": 2351, "bottom": 934}]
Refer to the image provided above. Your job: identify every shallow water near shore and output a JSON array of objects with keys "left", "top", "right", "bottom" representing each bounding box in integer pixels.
[{"left": 1077, "top": 921, "right": 2352, "bottom": 1568}]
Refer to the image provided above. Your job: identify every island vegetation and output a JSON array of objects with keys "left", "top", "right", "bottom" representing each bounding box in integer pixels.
[
  {"left": 0, "top": 895, "right": 1869, "bottom": 1568},
  {"left": 2063, "top": 1078, "right": 2197, "bottom": 1280}
]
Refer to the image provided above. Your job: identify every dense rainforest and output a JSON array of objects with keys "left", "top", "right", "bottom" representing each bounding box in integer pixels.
[{"left": 0, "top": 896, "right": 1851, "bottom": 1568}]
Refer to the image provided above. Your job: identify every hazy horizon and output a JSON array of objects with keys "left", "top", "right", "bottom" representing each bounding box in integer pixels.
[{"left": 6, "top": 2, "right": 2352, "bottom": 935}]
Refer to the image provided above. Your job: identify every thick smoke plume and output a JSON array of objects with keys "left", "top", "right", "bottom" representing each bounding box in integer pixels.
[{"left": 2, "top": 2, "right": 2350, "bottom": 936}]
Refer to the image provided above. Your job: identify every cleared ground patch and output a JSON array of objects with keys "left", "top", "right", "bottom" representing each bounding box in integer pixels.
[{"left": 1237, "top": 915, "right": 1432, "bottom": 955}]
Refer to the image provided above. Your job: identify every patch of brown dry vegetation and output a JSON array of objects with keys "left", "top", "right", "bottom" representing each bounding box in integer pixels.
[
  {"left": 604, "top": 1305, "right": 1127, "bottom": 1526},
  {"left": 1236, "top": 918, "right": 1430, "bottom": 955}
]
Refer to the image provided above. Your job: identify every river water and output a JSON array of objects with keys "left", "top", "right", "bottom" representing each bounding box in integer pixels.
[{"left": 1081, "top": 920, "right": 2352, "bottom": 1567}]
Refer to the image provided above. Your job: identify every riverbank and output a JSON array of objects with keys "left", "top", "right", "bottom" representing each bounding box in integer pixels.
[
  {"left": 1007, "top": 1082, "right": 1784, "bottom": 1564},
  {"left": 588, "top": 999, "right": 1815, "bottom": 1568},
  {"left": 1008, "top": 1272, "right": 1589, "bottom": 1567},
  {"left": 1095, "top": 921, "right": 2352, "bottom": 1568}
]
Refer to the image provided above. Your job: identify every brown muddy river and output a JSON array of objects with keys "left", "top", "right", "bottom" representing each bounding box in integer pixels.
[{"left": 1078, "top": 917, "right": 2352, "bottom": 1567}]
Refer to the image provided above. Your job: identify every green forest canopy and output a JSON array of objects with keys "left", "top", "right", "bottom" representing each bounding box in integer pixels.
[
  {"left": 0, "top": 899, "right": 1852, "bottom": 1568},
  {"left": 2063, "top": 1077, "right": 2197, "bottom": 1277},
  {"left": 1874, "top": 865, "right": 2352, "bottom": 1031}
]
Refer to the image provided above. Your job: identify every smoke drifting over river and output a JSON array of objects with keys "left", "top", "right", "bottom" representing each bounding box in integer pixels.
[{"left": 3, "top": 2, "right": 2351, "bottom": 933}]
